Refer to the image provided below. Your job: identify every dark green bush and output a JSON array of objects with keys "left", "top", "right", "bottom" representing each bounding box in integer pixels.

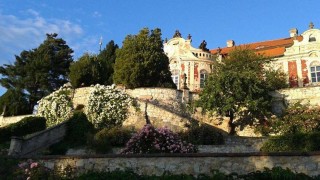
[
  {"left": 0, "top": 158, "right": 20, "bottom": 179},
  {"left": 261, "top": 132, "right": 320, "bottom": 152},
  {"left": 91, "top": 127, "right": 134, "bottom": 153},
  {"left": 45, "top": 112, "right": 94, "bottom": 155},
  {"left": 179, "top": 124, "right": 224, "bottom": 145},
  {"left": 260, "top": 103, "right": 320, "bottom": 135},
  {"left": 0, "top": 116, "right": 46, "bottom": 142},
  {"left": 65, "top": 111, "right": 94, "bottom": 147}
]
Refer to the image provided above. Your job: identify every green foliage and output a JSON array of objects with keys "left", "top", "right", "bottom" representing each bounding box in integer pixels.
[
  {"left": 179, "top": 124, "right": 224, "bottom": 145},
  {"left": 263, "top": 102, "right": 320, "bottom": 135},
  {"left": 239, "top": 167, "right": 312, "bottom": 180},
  {"left": 261, "top": 132, "right": 320, "bottom": 152},
  {"left": 113, "top": 28, "right": 176, "bottom": 89},
  {"left": 91, "top": 127, "right": 134, "bottom": 153},
  {"left": 97, "top": 40, "right": 119, "bottom": 85},
  {"left": 69, "top": 41, "right": 118, "bottom": 88},
  {"left": 45, "top": 112, "right": 94, "bottom": 155},
  {"left": 197, "top": 48, "right": 288, "bottom": 134},
  {"left": 0, "top": 89, "right": 30, "bottom": 116},
  {"left": 0, "top": 158, "right": 20, "bottom": 179},
  {"left": 0, "top": 116, "right": 46, "bottom": 142},
  {"left": 0, "top": 33, "right": 73, "bottom": 111},
  {"left": 65, "top": 111, "right": 94, "bottom": 147}
]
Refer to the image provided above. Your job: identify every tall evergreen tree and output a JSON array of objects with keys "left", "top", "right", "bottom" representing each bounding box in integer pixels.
[
  {"left": 0, "top": 33, "right": 73, "bottom": 113},
  {"left": 0, "top": 89, "right": 30, "bottom": 116},
  {"left": 113, "top": 28, "right": 175, "bottom": 88},
  {"left": 97, "top": 40, "right": 118, "bottom": 85}
]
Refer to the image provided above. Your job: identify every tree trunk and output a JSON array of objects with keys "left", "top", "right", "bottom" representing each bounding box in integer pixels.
[
  {"left": 145, "top": 101, "right": 150, "bottom": 124},
  {"left": 228, "top": 111, "right": 236, "bottom": 135}
]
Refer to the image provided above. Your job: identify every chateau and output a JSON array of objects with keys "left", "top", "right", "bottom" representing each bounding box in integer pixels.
[
  {"left": 163, "top": 31, "right": 215, "bottom": 92},
  {"left": 165, "top": 23, "right": 320, "bottom": 91}
]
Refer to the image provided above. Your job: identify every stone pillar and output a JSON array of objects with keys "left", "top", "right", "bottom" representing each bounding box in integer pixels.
[
  {"left": 182, "top": 89, "right": 190, "bottom": 103},
  {"left": 8, "top": 136, "right": 24, "bottom": 156}
]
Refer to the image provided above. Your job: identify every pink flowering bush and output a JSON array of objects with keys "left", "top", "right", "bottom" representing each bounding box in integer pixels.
[
  {"left": 121, "top": 124, "right": 197, "bottom": 154},
  {"left": 16, "top": 159, "right": 55, "bottom": 179}
]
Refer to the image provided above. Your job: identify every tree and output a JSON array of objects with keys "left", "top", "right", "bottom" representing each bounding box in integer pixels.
[
  {"left": 69, "top": 41, "right": 118, "bottom": 88},
  {"left": 0, "top": 89, "right": 30, "bottom": 116},
  {"left": 197, "top": 48, "right": 288, "bottom": 135},
  {"left": 113, "top": 28, "right": 176, "bottom": 88},
  {"left": 69, "top": 53, "right": 100, "bottom": 88},
  {"left": 0, "top": 33, "right": 73, "bottom": 112},
  {"left": 97, "top": 40, "right": 118, "bottom": 85}
]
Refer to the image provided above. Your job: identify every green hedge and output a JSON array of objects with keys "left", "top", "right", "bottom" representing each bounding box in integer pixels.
[
  {"left": 261, "top": 132, "right": 320, "bottom": 152},
  {"left": 0, "top": 116, "right": 46, "bottom": 143},
  {"left": 90, "top": 127, "right": 134, "bottom": 153},
  {"left": 179, "top": 124, "right": 224, "bottom": 145}
]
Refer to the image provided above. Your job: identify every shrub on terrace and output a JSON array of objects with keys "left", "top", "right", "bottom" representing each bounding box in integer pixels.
[
  {"left": 0, "top": 116, "right": 46, "bottom": 142},
  {"left": 91, "top": 127, "right": 134, "bottom": 153},
  {"left": 121, "top": 124, "right": 197, "bottom": 154},
  {"left": 261, "top": 132, "right": 320, "bottom": 152},
  {"left": 179, "top": 124, "right": 224, "bottom": 145},
  {"left": 85, "top": 84, "right": 133, "bottom": 129},
  {"left": 37, "top": 85, "right": 74, "bottom": 127},
  {"left": 257, "top": 102, "right": 320, "bottom": 136}
]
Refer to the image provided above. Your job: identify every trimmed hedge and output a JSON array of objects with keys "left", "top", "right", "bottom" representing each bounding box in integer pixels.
[
  {"left": 0, "top": 116, "right": 46, "bottom": 142},
  {"left": 179, "top": 124, "right": 224, "bottom": 145},
  {"left": 261, "top": 132, "right": 320, "bottom": 152},
  {"left": 91, "top": 127, "right": 134, "bottom": 153}
]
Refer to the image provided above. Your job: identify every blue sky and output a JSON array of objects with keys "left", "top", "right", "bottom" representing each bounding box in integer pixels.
[{"left": 0, "top": 0, "right": 319, "bottom": 95}]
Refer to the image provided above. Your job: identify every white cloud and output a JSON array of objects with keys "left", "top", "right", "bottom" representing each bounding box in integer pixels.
[
  {"left": 0, "top": 9, "right": 84, "bottom": 64},
  {"left": 92, "top": 11, "right": 102, "bottom": 18}
]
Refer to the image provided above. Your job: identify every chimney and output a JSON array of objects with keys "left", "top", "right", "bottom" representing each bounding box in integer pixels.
[
  {"left": 289, "top": 28, "right": 298, "bottom": 38},
  {"left": 226, "top": 40, "right": 235, "bottom": 47}
]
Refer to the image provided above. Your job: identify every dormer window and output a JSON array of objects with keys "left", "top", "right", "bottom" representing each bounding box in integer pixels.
[{"left": 309, "top": 34, "right": 316, "bottom": 42}]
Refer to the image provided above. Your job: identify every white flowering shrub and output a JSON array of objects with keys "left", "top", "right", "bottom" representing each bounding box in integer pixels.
[
  {"left": 37, "top": 86, "right": 74, "bottom": 127},
  {"left": 85, "top": 84, "right": 133, "bottom": 129}
]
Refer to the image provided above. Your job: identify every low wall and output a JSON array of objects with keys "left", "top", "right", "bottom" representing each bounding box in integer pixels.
[
  {"left": 0, "top": 114, "right": 33, "bottom": 127},
  {"left": 271, "top": 86, "right": 320, "bottom": 115},
  {"left": 34, "top": 152, "right": 320, "bottom": 177},
  {"left": 8, "top": 121, "right": 68, "bottom": 157}
]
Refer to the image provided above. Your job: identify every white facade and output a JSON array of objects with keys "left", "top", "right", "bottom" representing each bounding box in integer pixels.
[
  {"left": 273, "top": 27, "right": 320, "bottom": 87},
  {"left": 163, "top": 33, "right": 215, "bottom": 92}
]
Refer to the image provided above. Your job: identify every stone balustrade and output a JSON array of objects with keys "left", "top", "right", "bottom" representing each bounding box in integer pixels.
[{"left": 8, "top": 121, "right": 68, "bottom": 157}]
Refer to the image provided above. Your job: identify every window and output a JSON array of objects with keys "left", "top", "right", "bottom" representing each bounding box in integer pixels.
[
  {"left": 171, "top": 69, "right": 179, "bottom": 87},
  {"left": 200, "top": 69, "right": 208, "bottom": 88},
  {"left": 311, "top": 65, "right": 320, "bottom": 83},
  {"left": 309, "top": 34, "right": 316, "bottom": 42}
]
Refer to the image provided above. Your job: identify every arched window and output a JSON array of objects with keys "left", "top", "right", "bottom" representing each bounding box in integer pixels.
[
  {"left": 310, "top": 61, "right": 320, "bottom": 83},
  {"left": 200, "top": 69, "right": 208, "bottom": 88},
  {"left": 171, "top": 69, "right": 179, "bottom": 87}
]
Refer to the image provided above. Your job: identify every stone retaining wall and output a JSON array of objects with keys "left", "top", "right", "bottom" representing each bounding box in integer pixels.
[{"left": 34, "top": 152, "right": 320, "bottom": 177}]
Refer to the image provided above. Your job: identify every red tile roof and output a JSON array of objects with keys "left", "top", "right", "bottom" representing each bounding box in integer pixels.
[{"left": 210, "top": 36, "right": 303, "bottom": 58}]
